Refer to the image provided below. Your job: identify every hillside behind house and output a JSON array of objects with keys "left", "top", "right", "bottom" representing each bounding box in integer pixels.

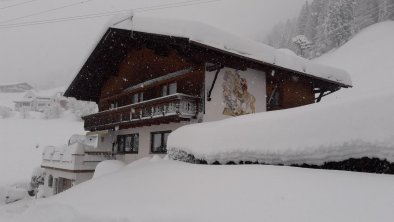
[
  {"left": 315, "top": 20, "right": 394, "bottom": 100},
  {"left": 266, "top": 0, "right": 394, "bottom": 58}
]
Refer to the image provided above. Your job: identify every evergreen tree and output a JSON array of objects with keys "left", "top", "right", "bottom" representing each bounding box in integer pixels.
[
  {"left": 297, "top": 2, "right": 311, "bottom": 35},
  {"left": 265, "top": 0, "right": 392, "bottom": 58}
]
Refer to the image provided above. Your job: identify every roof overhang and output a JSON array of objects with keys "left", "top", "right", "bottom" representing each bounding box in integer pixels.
[{"left": 65, "top": 16, "right": 352, "bottom": 102}]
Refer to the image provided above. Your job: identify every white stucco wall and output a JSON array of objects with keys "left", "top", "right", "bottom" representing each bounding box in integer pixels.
[
  {"left": 101, "top": 120, "right": 198, "bottom": 164},
  {"left": 204, "top": 67, "right": 267, "bottom": 122},
  {"left": 43, "top": 168, "right": 93, "bottom": 197}
]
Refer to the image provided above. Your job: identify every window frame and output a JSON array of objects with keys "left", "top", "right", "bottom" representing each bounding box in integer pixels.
[
  {"left": 270, "top": 89, "right": 281, "bottom": 106},
  {"left": 48, "top": 175, "right": 53, "bottom": 188},
  {"left": 132, "top": 92, "right": 144, "bottom": 104},
  {"left": 161, "top": 82, "right": 177, "bottom": 97},
  {"left": 116, "top": 134, "right": 139, "bottom": 154},
  {"left": 150, "top": 131, "right": 171, "bottom": 154}
]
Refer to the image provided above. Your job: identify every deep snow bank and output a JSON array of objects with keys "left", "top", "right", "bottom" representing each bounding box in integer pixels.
[
  {"left": 2, "top": 158, "right": 394, "bottom": 222},
  {"left": 167, "top": 91, "right": 394, "bottom": 165}
]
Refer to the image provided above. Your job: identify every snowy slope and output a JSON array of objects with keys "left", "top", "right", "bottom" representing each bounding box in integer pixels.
[
  {"left": 1, "top": 158, "right": 394, "bottom": 222},
  {"left": 0, "top": 114, "right": 84, "bottom": 187},
  {"left": 314, "top": 21, "right": 394, "bottom": 100}
]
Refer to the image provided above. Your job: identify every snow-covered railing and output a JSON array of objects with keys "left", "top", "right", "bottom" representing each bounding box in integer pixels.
[
  {"left": 41, "top": 144, "right": 114, "bottom": 171},
  {"left": 83, "top": 93, "right": 201, "bottom": 131}
]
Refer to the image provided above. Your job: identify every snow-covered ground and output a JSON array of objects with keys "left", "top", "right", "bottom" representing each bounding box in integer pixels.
[{"left": 1, "top": 157, "right": 394, "bottom": 222}]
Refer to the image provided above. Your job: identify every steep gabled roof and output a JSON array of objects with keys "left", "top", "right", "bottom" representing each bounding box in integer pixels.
[{"left": 65, "top": 16, "right": 352, "bottom": 102}]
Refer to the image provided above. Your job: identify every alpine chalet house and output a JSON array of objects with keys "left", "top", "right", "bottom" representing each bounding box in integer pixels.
[{"left": 64, "top": 16, "right": 352, "bottom": 164}]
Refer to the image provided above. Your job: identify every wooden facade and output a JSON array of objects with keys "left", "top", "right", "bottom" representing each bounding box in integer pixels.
[
  {"left": 66, "top": 27, "right": 349, "bottom": 132},
  {"left": 266, "top": 71, "right": 315, "bottom": 111},
  {"left": 98, "top": 48, "right": 204, "bottom": 111}
]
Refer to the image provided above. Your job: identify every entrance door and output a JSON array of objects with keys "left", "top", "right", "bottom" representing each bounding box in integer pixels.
[{"left": 55, "top": 178, "right": 73, "bottom": 194}]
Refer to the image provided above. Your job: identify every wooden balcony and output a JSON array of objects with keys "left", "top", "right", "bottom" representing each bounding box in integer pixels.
[{"left": 83, "top": 93, "right": 201, "bottom": 131}]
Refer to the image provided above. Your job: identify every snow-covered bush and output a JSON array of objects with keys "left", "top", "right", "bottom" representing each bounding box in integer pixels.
[
  {"left": 0, "top": 106, "right": 13, "bottom": 118},
  {"left": 3, "top": 187, "right": 28, "bottom": 204},
  {"left": 29, "top": 167, "right": 45, "bottom": 196},
  {"left": 36, "top": 185, "right": 46, "bottom": 198},
  {"left": 168, "top": 149, "right": 200, "bottom": 164},
  {"left": 43, "top": 103, "right": 64, "bottom": 119},
  {"left": 19, "top": 107, "right": 30, "bottom": 119},
  {"left": 67, "top": 98, "right": 97, "bottom": 120}
]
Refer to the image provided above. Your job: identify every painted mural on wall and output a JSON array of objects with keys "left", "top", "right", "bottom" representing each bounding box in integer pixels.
[{"left": 222, "top": 70, "right": 256, "bottom": 116}]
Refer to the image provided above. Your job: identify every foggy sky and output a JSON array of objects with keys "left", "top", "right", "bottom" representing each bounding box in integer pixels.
[{"left": 0, "top": 0, "right": 306, "bottom": 89}]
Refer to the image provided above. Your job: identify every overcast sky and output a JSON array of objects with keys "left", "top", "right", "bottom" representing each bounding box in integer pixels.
[{"left": 0, "top": 0, "right": 306, "bottom": 89}]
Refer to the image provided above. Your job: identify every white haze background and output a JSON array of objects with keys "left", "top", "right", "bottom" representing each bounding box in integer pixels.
[{"left": 0, "top": 0, "right": 306, "bottom": 88}]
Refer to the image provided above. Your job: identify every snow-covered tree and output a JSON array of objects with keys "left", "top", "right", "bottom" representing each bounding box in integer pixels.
[
  {"left": 67, "top": 98, "right": 98, "bottom": 120},
  {"left": 19, "top": 107, "right": 30, "bottom": 119},
  {"left": 292, "top": 35, "right": 312, "bottom": 57},
  {"left": 0, "top": 106, "right": 13, "bottom": 119},
  {"left": 327, "top": 0, "right": 355, "bottom": 47},
  {"left": 266, "top": 0, "right": 391, "bottom": 58},
  {"left": 297, "top": 2, "right": 311, "bottom": 35},
  {"left": 43, "top": 103, "right": 64, "bottom": 119},
  {"left": 29, "top": 167, "right": 45, "bottom": 197}
]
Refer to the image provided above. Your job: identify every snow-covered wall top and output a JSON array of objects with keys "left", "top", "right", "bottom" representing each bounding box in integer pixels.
[
  {"left": 112, "top": 16, "right": 352, "bottom": 87},
  {"left": 167, "top": 91, "right": 394, "bottom": 165}
]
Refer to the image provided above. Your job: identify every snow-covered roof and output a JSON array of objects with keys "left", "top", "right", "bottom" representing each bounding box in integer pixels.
[
  {"left": 112, "top": 16, "right": 352, "bottom": 87},
  {"left": 0, "top": 82, "right": 31, "bottom": 87}
]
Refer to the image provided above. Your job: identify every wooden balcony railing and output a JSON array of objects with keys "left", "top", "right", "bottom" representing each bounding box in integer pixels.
[{"left": 83, "top": 93, "right": 201, "bottom": 131}]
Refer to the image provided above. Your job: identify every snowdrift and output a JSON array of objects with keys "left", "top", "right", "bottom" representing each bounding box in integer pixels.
[
  {"left": 2, "top": 158, "right": 394, "bottom": 222},
  {"left": 168, "top": 91, "right": 394, "bottom": 165}
]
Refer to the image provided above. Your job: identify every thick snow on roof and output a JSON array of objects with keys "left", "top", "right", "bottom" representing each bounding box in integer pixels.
[
  {"left": 113, "top": 16, "right": 352, "bottom": 87},
  {"left": 168, "top": 90, "right": 394, "bottom": 165},
  {"left": 0, "top": 82, "right": 29, "bottom": 87}
]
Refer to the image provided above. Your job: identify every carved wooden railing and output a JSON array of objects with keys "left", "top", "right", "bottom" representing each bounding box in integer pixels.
[{"left": 83, "top": 93, "right": 201, "bottom": 131}]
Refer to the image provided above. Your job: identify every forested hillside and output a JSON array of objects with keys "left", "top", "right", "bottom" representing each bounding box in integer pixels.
[{"left": 265, "top": 0, "right": 394, "bottom": 58}]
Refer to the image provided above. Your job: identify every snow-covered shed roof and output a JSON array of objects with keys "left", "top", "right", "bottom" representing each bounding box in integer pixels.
[{"left": 113, "top": 16, "right": 352, "bottom": 87}]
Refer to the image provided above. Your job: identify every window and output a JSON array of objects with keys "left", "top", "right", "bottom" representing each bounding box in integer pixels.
[
  {"left": 169, "top": 82, "right": 177, "bottom": 95},
  {"left": 270, "top": 90, "right": 281, "bottom": 106},
  {"left": 151, "top": 131, "right": 171, "bottom": 154},
  {"left": 268, "top": 86, "right": 281, "bottom": 107},
  {"left": 116, "top": 134, "right": 139, "bottom": 154},
  {"left": 110, "top": 101, "right": 118, "bottom": 110},
  {"left": 48, "top": 175, "right": 53, "bottom": 188},
  {"left": 132, "top": 92, "right": 144, "bottom": 104},
  {"left": 162, "top": 82, "right": 177, "bottom": 96},
  {"left": 162, "top": 85, "right": 168, "bottom": 96}
]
